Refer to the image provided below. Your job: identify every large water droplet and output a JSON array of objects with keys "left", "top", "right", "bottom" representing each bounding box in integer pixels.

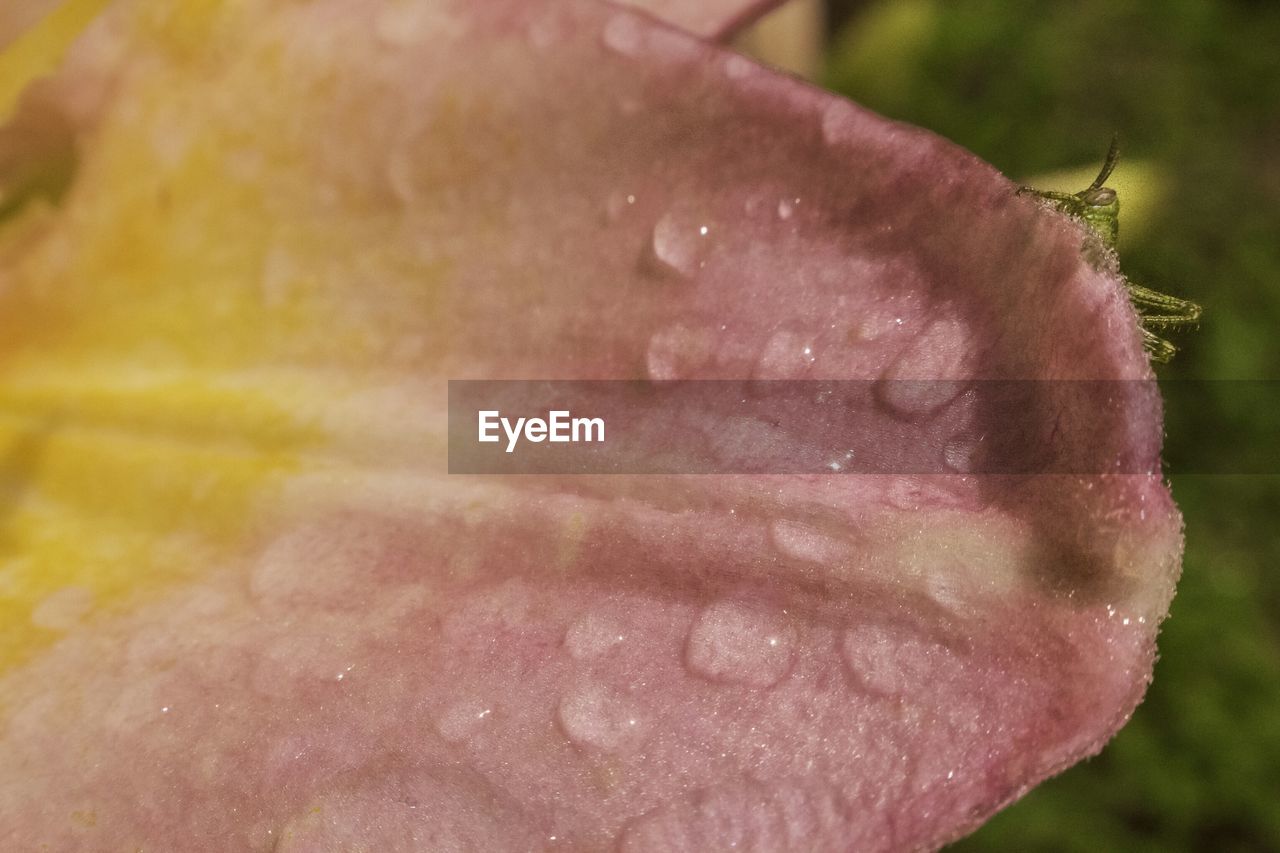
[
  {"left": 564, "top": 612, "right": 627, "bottom": 661},
  {"left": 877, "top": 318, "right": 971, "bottom": 419},
  {"left": 557, "top": 682, "right": 648, "bottom": 752},
  {"left": 642, "top": 212, "right": 712, "bottom": 279},
  {"left": 686, "top": 601, "right": 796, "bottom": 688},
  {"left": 646, "top": 324, "right": 715, "bottom": 380},
  {"left": 840, "top": 624, "right": 947, "bottom": 697}
]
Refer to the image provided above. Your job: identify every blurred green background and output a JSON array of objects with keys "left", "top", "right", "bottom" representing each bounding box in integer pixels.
[{"left": 818, "top": 0, "right": 1280, "bottom": 849}]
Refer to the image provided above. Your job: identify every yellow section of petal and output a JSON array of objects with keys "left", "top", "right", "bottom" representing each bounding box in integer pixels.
[
  {"left": 0, "top": 0, "right": 113, "bottom": 121},
  {"left": 0, "top": 0, "right": 455, "bottom": 672}
]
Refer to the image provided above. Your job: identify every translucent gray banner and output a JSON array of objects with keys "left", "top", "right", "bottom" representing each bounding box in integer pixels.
[{"left": 446, "top": 379, "right": 1210, "bottom": 475}]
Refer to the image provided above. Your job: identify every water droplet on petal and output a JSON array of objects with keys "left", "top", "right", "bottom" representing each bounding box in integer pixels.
[
  {"left": 877, "top": 318, "right": 972, "bottom": 419},
  {"left": 642, "top": 212, "right": 711, "bottom": 279},
  {"left": 754, "top": 330, "right": 817, "bottom": 380},
  {"left": 557, "top": 682, "right": 648, "bottom": 752},
  {"left": 564, "top": 612, "right": 628, "bottom": 661},
  {"left": 825, "top": 449, "right": 856, "bottom": 472},
  {"left": 777, "top": 198, "right": 798, "bottom": 220},
  {"left": 840, "top": 624, "right": 949, "bottom": 697},
  {"left": 686, "top": 601, "right": 796, "bottom": 688}
]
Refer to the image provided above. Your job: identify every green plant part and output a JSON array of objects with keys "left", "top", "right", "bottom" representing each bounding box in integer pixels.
[{"left": 1018, "top": 137, "right": 1201, "bottom": 363}]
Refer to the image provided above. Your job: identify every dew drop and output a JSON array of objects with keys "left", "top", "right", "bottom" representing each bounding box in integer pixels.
[
  {"left": 557, "top": 682, "right": 647, "bottom": 752},
  {"left": 642, "top": 212, "right": 712, "bottom": 279},
  {"left": 686, "top": 601, "right": 796, "bottom": 688},
  {"left": 564, "top": 612, "right": 628, "bottom": 661},
  {"left": 777, "top": 197, "right": 798, "bottom": 220},
  {"left": 602, "top": 13, "right": 644, "bottom": 57},
  {"left": 436, "top": 699, "right": 495, "bottom": 743},
  {"left": 826, "top": 449, "right": 856, "bottom": 472},
  {"left": 840, "top": 624, "right": 948, "bottom": 697},
  {"left": 876, "top": 318, "right": 971, "bottom": 419},
  {"left": 754, "top": 330, "right": 816, "bottom": 380}
]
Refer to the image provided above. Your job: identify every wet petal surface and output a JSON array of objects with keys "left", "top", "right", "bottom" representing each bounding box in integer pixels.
[{"left": 0, "top": 1, "right": 1181, "bottom": 850}]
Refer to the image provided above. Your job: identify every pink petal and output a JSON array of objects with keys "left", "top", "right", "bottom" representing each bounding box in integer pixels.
[
  {"left": 0, "top": 1, "right": 1181, "bottom": 850},
  {"left": 610, "top": 0, "right": 789, "bottom": 41}
]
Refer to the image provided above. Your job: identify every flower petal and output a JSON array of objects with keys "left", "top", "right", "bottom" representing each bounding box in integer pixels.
[{"left": 0, "top": 1, "right": 1180, "bottom": 850}]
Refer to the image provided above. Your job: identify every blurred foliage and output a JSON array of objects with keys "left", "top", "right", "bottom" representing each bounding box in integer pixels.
[{"left": 823, "top": 0, "right": 1280, "bottom": 849}]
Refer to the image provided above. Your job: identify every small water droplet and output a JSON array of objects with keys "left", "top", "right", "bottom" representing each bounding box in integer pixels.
[
  {"left": 558, "top": 682, "right": 648, "bottom": 752},
  {"left": 825, "top": 449, "right": 856, "bottom": 472},
  {"left": 642, "top": 212, "right": 712, "bottom": 279},
  {"left": 436, "top": 699, "right": 494, "bottom": 742},
  {"left": 777, "top": 198, "right": 799, "bottom": 220},
  {"left": 754, "top": 331, "right": 817, "bottom": 380},
  {"left": 686, "top": 601, "right": 796, "bottom": 688},
  {"left": 602, "top": 13, "right": 644, "bottom": 57},
  {"left": 564, "top": 612, "right": 628, "bottom": 661}
]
